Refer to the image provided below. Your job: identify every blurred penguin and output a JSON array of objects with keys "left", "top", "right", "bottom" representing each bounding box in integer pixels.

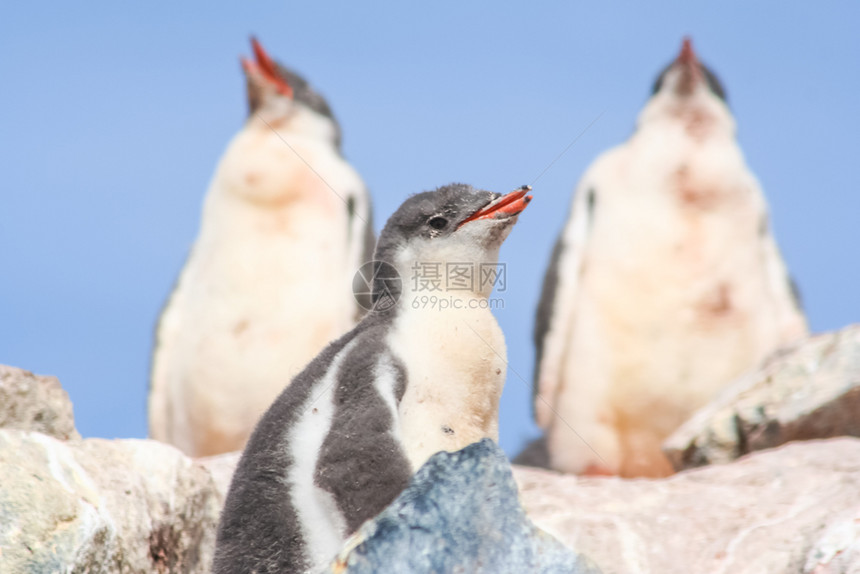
[
  {"left": 149, "top": 37, "right": 374, "bottom": 457},
  {"left": 529, "top": 37, "right": 807, "bottom": 477}
]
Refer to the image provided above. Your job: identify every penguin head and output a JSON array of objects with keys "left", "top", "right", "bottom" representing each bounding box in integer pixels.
[
  {"left": 651, "top": 37, "right": 727, "bottom": 102},
  {"left": 241, "top": 37, "right": 341, "bottom": 148},
  {"left": 373, "top": 184, "right": 532, "bottom": 302},
  {"left": 639, "top": 37, "right": 733, "bottom": 134}
]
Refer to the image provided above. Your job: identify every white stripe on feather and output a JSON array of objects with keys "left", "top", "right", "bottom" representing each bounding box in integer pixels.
[
  {"left": 373, "top": 353, "right": 402, "bottom": 440},
  {"left": 286, "top": 340, "right": 356, "bottom": 571}
]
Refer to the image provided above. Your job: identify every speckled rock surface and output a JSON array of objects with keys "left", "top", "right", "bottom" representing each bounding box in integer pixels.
[
  {"left": 0, "top": 430, "right": 223, "bottom": 573},
  {"left": 327, "top": 439, "right": 601, "bottom": 574},
  {"left": 804, "top": 506, "right": 860, "bottom": 574},
  {"left": 6, "top": 359, "right": 860, "bottom": 574},
  {"left": 516, "top": 438, "right": 860, "bottom": 574},
  {"left": 663, "top": 324, "right": 860, "bottom": 470},
  {"left": 198, "top": 450, "right": 241, "bottom": 499},
  {"left": 0, "top": 365, "right": 79, "bottom": 440}
]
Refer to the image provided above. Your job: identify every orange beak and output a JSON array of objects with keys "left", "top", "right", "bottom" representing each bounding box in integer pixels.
[
  {"left": 458, "top": 185, "right": 533, "bottom": 228},
  {"left": 241, "top": 37, "right": 294, "bottom": 98},
  {"left": 677, "top": 36, "right": 698, "bottom": 66},
  {"left": 672, "top": 36, "right": 703, "bottom": 94}
]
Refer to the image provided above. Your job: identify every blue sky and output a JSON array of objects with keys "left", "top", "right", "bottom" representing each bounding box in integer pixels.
[{"left": 2, "top": 3, "right": 858, "bottom": 456}]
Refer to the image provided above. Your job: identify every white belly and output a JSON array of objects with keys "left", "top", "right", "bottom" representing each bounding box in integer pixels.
[
  {"left": 565, "top": 133, "right": 806, "bottom": 437},
  {"left": 387, "top": 298, "right": 507, "bottom": 470},
  {"left": 150, "top": 128, "right": 368, "bottom": 456}
]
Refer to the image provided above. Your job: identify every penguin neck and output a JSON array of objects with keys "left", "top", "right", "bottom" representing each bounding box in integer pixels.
[
  {"left": 383, "top": 255, "right": 507, "bottom": 470},
  {"left": 206, "top": 109, "right": 348, "bottom": 214},
  {"left": 636, "top": 88, "right": 735, "bottom": 142},
  {"left": 385, "top": 238, "right": 505, "bottom": 304},
  {"left": 247, "top": 103, "right": 339, "bottom": 150},
  {"left": 189, "top": 117, "right": 356, "bottom": 310}
]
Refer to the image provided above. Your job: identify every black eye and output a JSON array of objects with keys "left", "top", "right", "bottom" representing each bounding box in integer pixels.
[{"left": 428, "top": 216, "right": 448, "bottom": 230}]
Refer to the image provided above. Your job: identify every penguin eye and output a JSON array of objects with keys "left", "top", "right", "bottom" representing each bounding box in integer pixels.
[{"left": 428, "top": 216, "right": 448, "bottom": 230}]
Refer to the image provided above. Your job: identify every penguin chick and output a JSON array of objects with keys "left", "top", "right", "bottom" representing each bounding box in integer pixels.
[
  {"left": 148, "top": 37, "right": 374, "bottom": 457},
  {"left": 532, "top": 37, "right": 807, "bottom": 478},
  {"left": 212, "top": 183, "right": 532, "bottom": 574}
]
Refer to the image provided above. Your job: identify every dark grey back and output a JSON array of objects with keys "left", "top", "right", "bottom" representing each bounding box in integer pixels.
[
  {"left": 212, "top": 326, "right": 354, "bottom": 573},
  {"left": 315, "top": 326, "right": 411, "bottom": 534},
  {"left": 212, "top": 312, "right": 409, "bottom": 573}
]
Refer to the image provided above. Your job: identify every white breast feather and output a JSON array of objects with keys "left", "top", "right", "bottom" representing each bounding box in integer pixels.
[
  {"left": 388, "top": 299, "right": 507, "bottom": 470},
  {"left": 149, "top": 119, "right": 370, "bottom": 456},
  {"left": 540, "top": 114, "right": 808, "bottom": 472}
]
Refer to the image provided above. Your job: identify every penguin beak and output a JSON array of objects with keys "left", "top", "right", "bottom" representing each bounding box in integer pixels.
[
  {"left": 672, "top": 36, "right": 702, "bottom": 95},
  {"left": 458, "top": 185, "right": 533, "bottom": 228},
  {"left": 677, "top": 36, "right": 697, "bottom": 67},
  {"left": 241, "top": 37, "right": 294, "bottom": 99}
]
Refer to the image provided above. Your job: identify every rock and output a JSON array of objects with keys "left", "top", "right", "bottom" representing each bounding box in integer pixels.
[
  {"left": 663, "top": 325, "right": 860, "bottom": 471},
  {"left": 0, "top": 365, "right": 79, "bottom": 440},
  {"left": 804, "top": 506, "right": 860, "bottom": 574},
  {"left": 515, "top": 437, "right": 860, "bottom": 574},
  {"left": 6, "top": 357, "right": 859, "bottom": 574},
  {"left": 327, "top": 439, "right": 601, "bottom": 574},
  {"left": 198, "top": 450, "right": 241, "bottom": 499},
  {"left": 0, "top": 430, "right": 223, "bottom": 573}
]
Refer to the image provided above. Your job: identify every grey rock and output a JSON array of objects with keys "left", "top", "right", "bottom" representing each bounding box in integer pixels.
[
  {"left": 664, "top": 324, "right": 860, "bottom": 471},
  {"left": 206, "top": 447, "right": 597, "bottom": 573},
  {"left": 515, "top": 437, "right": 860, "bottom": 574},
  {"left": 0, "top": 365, "right": 79, "bottom": 440},
  {"left": 327, "top": 439, "right": 601, "bottom": 574},
  {"left": 0, "top": 430, "right": 223, "bottom": 573},
  {"left": 329, "top": 439, "right": 600, "bottom": 574},
  {"left": 8, "top": 430, "right": 852, "bottom": 574},
  {"left": 204, "top": 447, "right": 597, "bottom": 573},
  {"left": 8, "top": 356, "right": 859, "bottom": 574}
]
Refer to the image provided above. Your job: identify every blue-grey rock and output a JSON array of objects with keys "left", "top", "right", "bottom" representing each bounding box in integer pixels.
[{"left": 327, "top": 439, "right": 601, "bottom": 574}]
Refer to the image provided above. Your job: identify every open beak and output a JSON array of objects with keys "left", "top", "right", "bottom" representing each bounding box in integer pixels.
[
  {"left": 458, "top": 185, "right": 533, "bottom": 228},
  {"left": 241, "top": 37, "right": 293, "bottom": 98}
]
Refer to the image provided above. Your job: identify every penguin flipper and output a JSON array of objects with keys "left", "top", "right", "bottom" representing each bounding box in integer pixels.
[
  {"left": 344, "top": 186, "right": 376, "bottom": 321},
  {"left": 533, "top": 184, "right": 595, "bottom": 429},
  {"left": 758, "top": 218, "right": 809, "bottom": 341}
]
